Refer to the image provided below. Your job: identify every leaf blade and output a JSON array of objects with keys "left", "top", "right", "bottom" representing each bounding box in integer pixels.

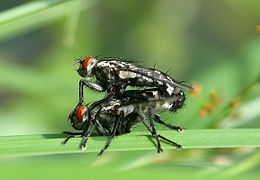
[{"left": 0, "top": 129, "right": 259, "bottom": 158}]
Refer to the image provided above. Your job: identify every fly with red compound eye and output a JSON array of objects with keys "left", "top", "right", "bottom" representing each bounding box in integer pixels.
[
  {"left": 74, "top": 56, "right": 191, "bottom": 107},
  {"left": 63, "top": 88, "right": 185, "bottom": 156}
]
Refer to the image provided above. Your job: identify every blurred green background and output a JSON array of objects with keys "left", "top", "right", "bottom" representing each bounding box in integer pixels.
[{"left": 0, "top": 0, "right": 259, "bottom": 179}]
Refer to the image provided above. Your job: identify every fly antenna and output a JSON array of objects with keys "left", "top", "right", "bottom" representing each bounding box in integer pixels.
[
  {"left": 74, "top": 58, "right": 82, "bottom": 65},
  {"left": 74, "top": 60, "right": 80, "bottom": 65}
]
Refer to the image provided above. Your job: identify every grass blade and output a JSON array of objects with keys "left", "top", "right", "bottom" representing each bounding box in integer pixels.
[{"left": 0, "top": 129, "right": 259, "bottom": 158}]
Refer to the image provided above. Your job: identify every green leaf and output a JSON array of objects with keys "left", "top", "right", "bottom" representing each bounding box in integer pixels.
[{"left": 0, "top": 129, "right": 259, "bottom": 158}]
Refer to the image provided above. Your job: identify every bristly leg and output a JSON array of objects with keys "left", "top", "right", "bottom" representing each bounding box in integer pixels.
[
  {"left": 79, "top": 79, "right": 104, "bottom": 103},
  {"left": 80, "top": 125, "right": 95, "bottom": 150},
  {"left": 141, "top": 118, "right": 182, "bottom": 150},
  {"left": 148, "top": 111, "right": 163, "bottom": 153},
  {"left": 154, "top": 114, "right": 184, "bottom": 133},
  {"left": 98, "top": 111, "right": 124, "bottom": 156},
  {"left": 62, "top": 131, "right": 83, "bottom": 145},
  {"left": 158, "top": 134, "right": 182, "bottom": 150},
  {"left": 91, "top": 118, "right": 107, "bottom": 135}
]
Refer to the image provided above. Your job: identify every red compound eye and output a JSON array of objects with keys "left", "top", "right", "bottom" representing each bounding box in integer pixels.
[
  {"left": 81, "top": 56, "right": 94, "bottom": 70},
  {"left": 76, "top": 106, "right": 87, "bottom": 122}
]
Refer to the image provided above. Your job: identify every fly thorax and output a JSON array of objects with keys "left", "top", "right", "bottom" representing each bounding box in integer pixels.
[{"left": 119, "top": 71, "right": 137, "bottom": 79}]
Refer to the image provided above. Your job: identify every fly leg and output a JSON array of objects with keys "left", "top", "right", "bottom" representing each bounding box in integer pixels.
[
  {"left": 62, "top": 131, "right": 82, "bottom": 145},
  {"left": 71, "top": 79, "right": 104, "bottom": 116},
  {"left": 141, "top": 116, "right": 182, "bottom": 150},
  {"left": 98, "top": 111, "right": 123, "bottom": 156},
  {"left": 149, "top": 120, "right": 163, "bottom": 153},
  {"left": 79, "top": 125, "right": 95, "bottom": 150},
  {"left": 157, "top": 134, "right": 182, "bottom": 149},
  {"left": 146, "top": 110, "right": 163, "bottom": 153},
  {"left": 92, "top": 118, "right": 107, "bottom": 135},
  {"left": 79, "top": 79, "right": 104, "bottom": 103},
  {"left": 154, "top": 114, "right": 184, "bottom": 133}
]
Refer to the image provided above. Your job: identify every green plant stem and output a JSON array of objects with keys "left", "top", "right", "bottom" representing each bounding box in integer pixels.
[{"left": 0, "top": 129, "right": 259, "bottom": 158}]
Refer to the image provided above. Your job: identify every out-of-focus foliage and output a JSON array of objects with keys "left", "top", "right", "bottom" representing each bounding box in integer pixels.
[{"left": 0, "top": 0, "right": 259, "bottom": 179}]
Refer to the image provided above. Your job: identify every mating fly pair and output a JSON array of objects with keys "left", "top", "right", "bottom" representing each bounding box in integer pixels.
[{"left": 64, "top": 56, "right": 191, "bottom": 155}]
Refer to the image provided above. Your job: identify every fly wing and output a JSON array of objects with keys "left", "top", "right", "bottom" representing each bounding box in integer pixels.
[{"left": 98, "top": 58, "right": 191, "bottom": 91}]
